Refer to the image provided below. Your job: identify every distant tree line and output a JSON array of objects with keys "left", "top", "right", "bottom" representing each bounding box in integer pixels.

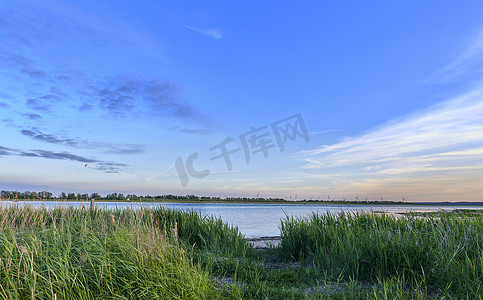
[
  {"left": 0, "top": 190, "right": 407, "bottom": 204},
  {"left": 1, "top": 190, "right": 54, "bottom": 200},
  {"left": 0, "top": 190, "right": 286, "bottom": 202},
  {"left": 0, "top": 190, "right": 123, "bottom": 201}
]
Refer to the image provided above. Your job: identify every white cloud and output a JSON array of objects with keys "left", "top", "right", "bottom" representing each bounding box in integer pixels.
[
  {"left": 176, "top": 19, "right": 223, "bottom": 39},
  {"left": 300, "top": 87, "right": 483, "bottom": 201},
  {"left": 426, "top": 28, "right": 483, "bottom": 83}
]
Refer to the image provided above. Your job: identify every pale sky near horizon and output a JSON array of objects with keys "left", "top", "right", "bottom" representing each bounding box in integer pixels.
[{"left": 1, "top": 1, "right": 483, "bottom": 202}]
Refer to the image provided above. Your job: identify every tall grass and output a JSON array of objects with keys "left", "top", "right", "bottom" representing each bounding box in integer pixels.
[
  {"left": 4, "top": 204, "right": 481, "bottom": 298},
  {"left": 279, "top": 211, "right": 483, "bottom": 297},
  {"left": 148, "top": 207, "right": 250, "bottom": 257},
  {"left": 0, "top": 205, "right": 248, "bottom": 299}
]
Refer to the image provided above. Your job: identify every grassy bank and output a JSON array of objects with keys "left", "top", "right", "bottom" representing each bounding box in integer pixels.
[
  {"left": 0, "top": 205, "right": 482, "bottom": 299},
  {"left": 0, "top": 205, "right": 229, "bottom": 299},
  {"left": 279, "top": 211, "right": 483, "bottom": 298}
]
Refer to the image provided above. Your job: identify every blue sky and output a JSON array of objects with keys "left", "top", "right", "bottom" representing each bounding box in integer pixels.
[{"left": 1, "top": 0, "right": 483, "bottom": 202}]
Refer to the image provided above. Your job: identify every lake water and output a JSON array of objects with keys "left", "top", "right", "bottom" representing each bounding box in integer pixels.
[{"left": 2, "top": 201, "right": 481, "bottom": 238}]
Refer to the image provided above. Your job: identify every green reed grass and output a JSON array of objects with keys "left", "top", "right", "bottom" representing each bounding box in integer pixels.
[
  {"left": 3, "top": 204, "right": 481, "bottom": 299},
  {"left": 279, "top": 211, "right": 483, "bottom": 298},
  {"left": 0, "top": 205, "right": 248, "bottom": 299}
]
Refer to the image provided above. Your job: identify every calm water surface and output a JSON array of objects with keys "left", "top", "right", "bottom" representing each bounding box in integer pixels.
[{"left": 3, "top": 201, "right": 481, "bottom": 238}]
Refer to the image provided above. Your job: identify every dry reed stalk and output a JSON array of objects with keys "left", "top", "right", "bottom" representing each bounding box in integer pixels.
[{"left": 173, "top": 222, "right": 178, "bottom": 245}]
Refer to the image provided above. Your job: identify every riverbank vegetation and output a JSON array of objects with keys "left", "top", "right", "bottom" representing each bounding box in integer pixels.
[
  {"left": 0, "top": 205, "right": 481, "bottom": 299},
  {"left": 278, "top": 211, "right": 483, "bottom": 298}
]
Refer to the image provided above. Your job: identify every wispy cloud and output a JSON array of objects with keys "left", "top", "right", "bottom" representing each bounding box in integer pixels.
[
  {"left": 91, "top": 76, "right": 215, "bottom": 131},
  {"left": 301, "top": 87, "right": 483, "bottom": 201},
  {"left": 94, "top": 162, "right": 129, "bottom": 173},
  {"left": 0, "top": 146, "right": 15, "bottom": 156},
  {"left": 426, "top": 28, "right": 483, "bottom": 83},
  {"left": 168, "top": 125, "right": 212, "bottom": 135},
  {"left": 23, "top": 113, "right": 42, "bottom": 120},
  {"left": 0, "top": 1, "right": 215, "bottom": 134},
  {"left": 21, "top": 149, "right": 98, "bottom": 163},
  {"left": 304, "top": 90, "right": 483, "bottom": 166},
  {"left": 0, "top": 145, "right": 128, "bottom": 173},
  {"left": 21, "top": 128, "right": 79, "bottom": 147},
  {"left": 26, "top": 98, "right": 54, "bottom": 113},
  {"left": 21, "top": 68, "right": 49, "bottom": 80},
  {"left": 175, "top": 18, "right": 223, "bottom": 39},
  {"left": 20, "top": 127, "right": 145, "bottom": 155},
  {"left": 78, "top": 103, "right": 93, "bottom": 112},
  {"left": 2, "top": 54, "right": 215, "bottom": 133}
]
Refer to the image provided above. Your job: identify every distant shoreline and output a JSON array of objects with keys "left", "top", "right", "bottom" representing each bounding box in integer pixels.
[{"left": 2, "top": 198, "right": 483, "bottom": 206}]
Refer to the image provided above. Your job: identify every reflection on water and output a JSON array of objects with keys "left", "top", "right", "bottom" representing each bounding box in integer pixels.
[{"left": 2, "top": 200, "right": 481, "bottom": 238}]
